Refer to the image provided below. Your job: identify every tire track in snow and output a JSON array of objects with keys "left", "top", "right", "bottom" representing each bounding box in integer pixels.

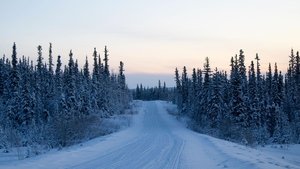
[
  {"left": 68, "top": 101, "right": 184, "bottom": 169},
  {"left": 4, "top": 101, "right": 298, "bottom": 169}
]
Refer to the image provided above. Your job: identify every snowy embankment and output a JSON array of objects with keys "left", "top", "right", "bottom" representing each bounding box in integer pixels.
[{"left": 0, "top": 101, "right": 299, "bottom": 169}]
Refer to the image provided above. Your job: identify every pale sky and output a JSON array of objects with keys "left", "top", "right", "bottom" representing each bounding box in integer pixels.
[{"left": 1, "top": 0, "right": 300, "bottom": 88}]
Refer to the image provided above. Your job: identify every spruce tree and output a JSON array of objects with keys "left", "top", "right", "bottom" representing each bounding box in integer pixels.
[
  {"left": 248, "top": 60, "right": 260, "bottom": 131},
  {"left": 207, "top": 69, "right": 226, "bottom": 129},
  {"left": 65, "top": 50, "right": 77, "bottom": 120},
  {"left": 48, "top": 43, "right": 53, "bottom": 74},
  {"left": 83, "top": 56, "right": 90, "bottom": 79},
  {"left": 203, "top": 57, "right": 211, "bottom": 87},
  {"left": 266, "top": 63, "right": 273, "bottom": 104},
  {"left": 238, "top": 49, "right": 247, "bottom": 95},
  {"left": 248, "top": 61, "right": 256, "bottom": 103},
  {"left": 7, "top": 43, "right": 21, "bottom": 128},
  {"left": 192, "top": 68, "right": 197, "bottom": 95},
  {"left": 272, "top": 63, "right": 283, "bottom": 106},
  {"left": 37, "top": 45, "right": 43, "bottom": 75},
  {"left": 174, "top": 67, "right": 182, "bottom": 109},
  {"left": 103, "top": 46, "right": 110, "bottom": 78},
  {"left": 181, "top": 66, "right": 188, "bottom": 114},
  {"left": 92, "top": 48, "right": 99, "bottom": 80},
  {"left": 118, "top": 61, "right": 125, "bottom": 90},
  {"left": 230, "top": 55, "right": 249, "bottom": 133},
  {"left": 0, "top": 56, "right": 5, "bottom": 97},
  {"left": 196, "top": 69, "right": 203, "bottom": 93},
  {"left": 199, "top": 57, "right": 212, "bottom": 126},
  {"left": 295, "top": 51, "right": 300, "bottom": 108}
]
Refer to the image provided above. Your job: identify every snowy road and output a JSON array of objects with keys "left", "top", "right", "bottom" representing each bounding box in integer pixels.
[
  {"left": 1, "top": 101, "right": 299, "bottom": 169},
  {"left": 68, "top": 101, "right": 184, "bottom": 169}
]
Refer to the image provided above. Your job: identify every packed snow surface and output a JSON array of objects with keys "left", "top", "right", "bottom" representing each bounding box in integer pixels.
[{"left": 1, "top": 101, "right": 299, "bottom": 169}]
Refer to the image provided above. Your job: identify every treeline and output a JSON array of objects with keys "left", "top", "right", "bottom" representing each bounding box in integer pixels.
[
  {"left": 133, "top": 80, "right": 174, "bottom": 101},
  {"left": 0, "top": 43, "right": 131, "bottom": 154},
  {"left": 174, "top": 49, "right": 300, "bottom": 145}
]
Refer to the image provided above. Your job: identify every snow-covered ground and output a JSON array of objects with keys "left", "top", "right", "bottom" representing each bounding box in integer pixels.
[{"left": 0, "top": 101, "right": 299, "bottom": 169}]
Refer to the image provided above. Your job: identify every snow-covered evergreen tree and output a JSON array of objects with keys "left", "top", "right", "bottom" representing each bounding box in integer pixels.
[
  {"left": 0, "top": 43, "right": 132, "bottom": 149},
  {"left": 172, "top": 49, "right": 300, "bottom": 144}
]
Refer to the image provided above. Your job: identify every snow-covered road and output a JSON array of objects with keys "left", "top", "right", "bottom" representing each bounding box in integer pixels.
[
  {"left": 68, "top": 101, "right": 185, "bottom": 169},
  {"left": 1, "top": 101, "right": 299, "bottom": 169}
]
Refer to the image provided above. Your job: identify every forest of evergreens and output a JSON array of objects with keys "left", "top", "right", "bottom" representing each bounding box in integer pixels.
[
  {"left": 0, "top": 43, "right": 131, "bottom": 155},
  {"left": 133, "top": 80, "right": 174, "bottom": 101},
  {"left": 2, "top": 42, "right": 300, "bottom": 157},
  {"left": 173, "top": 49, "right": 300, "bottom": 145}
]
